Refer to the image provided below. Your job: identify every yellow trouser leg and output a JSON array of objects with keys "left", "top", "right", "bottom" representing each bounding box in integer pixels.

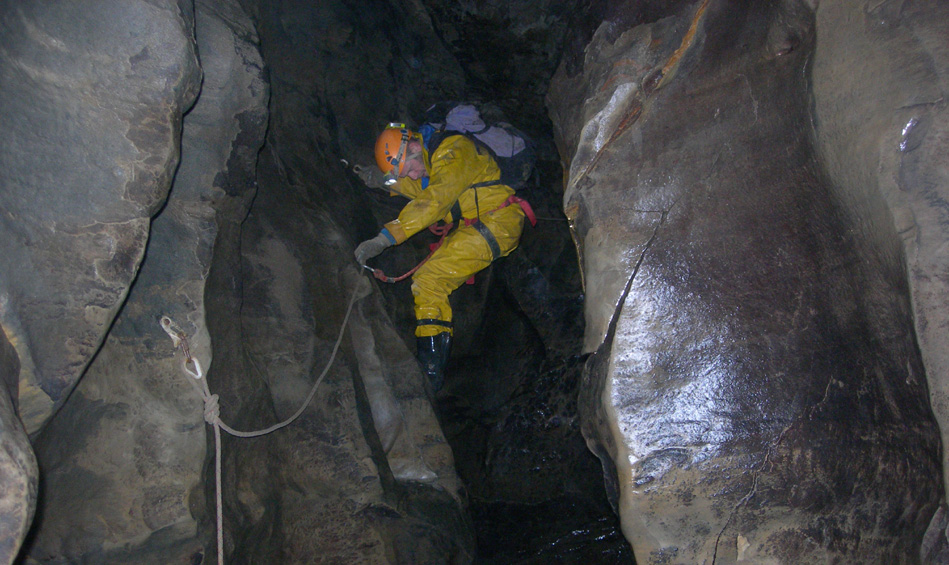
[
  {"left": 411, "top": 206, "right": 525, "bottom": 337},
  {"left": 412, "top": 225, "right": 492, "bottom": 337}
]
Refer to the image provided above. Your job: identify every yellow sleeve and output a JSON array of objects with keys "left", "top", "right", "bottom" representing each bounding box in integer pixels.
[
  {"left": 384, "top": 136, "right": 480, "bottom": 244},
  {"left": 388, "top": 177, "right": 424, "bottom": 200}
]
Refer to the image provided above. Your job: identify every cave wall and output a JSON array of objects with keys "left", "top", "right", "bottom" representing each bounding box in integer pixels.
[
  {"left": 549, "top": 0, "right": 946, "bottom": 562},
  {"left": 5, "top": 0, "right": 476, "bottom": 561},
  {"left": 0, "top": 0, "right": 593, "bottom": 560},
  {"left": 22, "top": 0, "right": 267, "bottom": 561},
  {"left": 0, "top": 0, "right": 201, "bottom": 436},
  {"left": 197, "top": 0, "right": 474, "bottom": 561},
  {"left": 809, "top": 0, "right": 949, "bottom": 497},
  {"left": 0, "top": 0, "right": 201, "bottom": 560},
  {"left": 0, "top": 332, "right": 33, "bottom": 563}
]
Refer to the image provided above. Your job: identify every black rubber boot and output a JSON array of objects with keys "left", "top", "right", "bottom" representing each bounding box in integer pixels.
[{"left": 416, "top": 332, "right": 452, "bottom": 392}]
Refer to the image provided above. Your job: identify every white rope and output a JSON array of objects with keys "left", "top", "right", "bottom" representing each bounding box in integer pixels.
[{"left": 160, "top": 285, "right": 361, "bottom": 565}]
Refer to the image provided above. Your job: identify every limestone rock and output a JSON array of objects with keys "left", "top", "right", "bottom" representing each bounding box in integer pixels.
[
  {"left": 0, "top": 0, "right": 201, "bottom": 436},
  {"left": 0, "top": 0, "right": 200, "bottom": 560},
  {"left": 0, "top": 330, "right": 37, "bottom": 564},
  {"left": 22, "top": 0, "right": 267, "bottom": 561},
  {"left": 210, "top": 163, "right": 472, "bottom": 561},
  {"left": 550, "top": 1, "right": 943, "bottom": 562},
  {"left": 189, "top": 0, "right": 475, "bottom": 559},
  {"left": 810, "top": 0, "right": 949, "bottom": 501}
]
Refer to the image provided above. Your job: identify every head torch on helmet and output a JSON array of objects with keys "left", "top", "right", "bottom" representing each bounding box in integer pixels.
[{"left": 375, "top": 123, "right": 411, "bottom": 186}]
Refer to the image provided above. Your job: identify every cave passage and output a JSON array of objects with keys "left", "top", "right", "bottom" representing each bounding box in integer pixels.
[
  {"left": 5, "top": 0, "right": 639, "bottom": 563},
  {"left": 7, "top": 0, "right": 948, "bottom": 563},
  {"left": 341, "top": 11, "right": 638, "bottom": 562}
]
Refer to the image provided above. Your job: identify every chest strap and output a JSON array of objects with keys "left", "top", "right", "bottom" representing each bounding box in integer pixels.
[
  {"left": 450, "top": 179, "right": 502, "bottom": 224},
  {"left": 447, "top": 178, "right": 537, "bottom": 261}
]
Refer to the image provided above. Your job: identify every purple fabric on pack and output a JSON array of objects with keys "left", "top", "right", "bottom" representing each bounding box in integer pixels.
[
  {"left": 444, "top": 105, "right": 525, "bottom": 157},
  {"left": 474, "top": 127, "right": 525, "bottom": 157},
  {"left": 445, "top": 104, "right": 486, "bottom": 132}
]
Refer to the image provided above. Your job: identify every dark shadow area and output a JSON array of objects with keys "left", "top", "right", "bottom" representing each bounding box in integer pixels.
[{"left": 431, "top": 156, "right": 636, "bottom": 562}]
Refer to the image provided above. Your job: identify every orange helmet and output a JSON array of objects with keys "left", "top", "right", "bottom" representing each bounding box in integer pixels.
[{"left": 374, "top": 123, "right": 413, "bottom": 177}]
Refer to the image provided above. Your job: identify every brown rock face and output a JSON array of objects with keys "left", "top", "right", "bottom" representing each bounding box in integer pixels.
[
  {"left": 0, "top": 330, "right": 36, "bottom": 563},
  {"left": 0, "top": 0, "right": 201, "bottom": 436},
  {"left": 22, "top": 0, "right": 266, "bottom": 561},
  {"left": 7, "top": 0, "right": 476, "bottom": 560},
  {"left": 0, "top": 0, "right": 201, "bottom": 560},
  {"left": 810, "top": 0, "right": 949, "bottom": 501},
  {"left": 550, "top": 1, "right": 944, "bottom": 562}
]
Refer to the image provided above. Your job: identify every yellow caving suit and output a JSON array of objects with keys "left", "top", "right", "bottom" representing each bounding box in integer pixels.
[{"left": 384, "top": 134, "right": 525, "bottom": 337}]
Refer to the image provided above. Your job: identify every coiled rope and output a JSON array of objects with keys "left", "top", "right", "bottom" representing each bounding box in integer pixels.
[{"left": 159, "top": 285, "right": 360, "bottom": 565}]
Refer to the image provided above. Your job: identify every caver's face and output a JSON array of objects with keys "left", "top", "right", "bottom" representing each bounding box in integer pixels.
[{"left": 400, "top": 140, "right": 427, "bottom": 180}]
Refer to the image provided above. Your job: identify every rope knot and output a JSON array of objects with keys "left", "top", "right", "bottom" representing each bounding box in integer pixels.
[
  {"left": 204, "top": 393, "right": 221, "bottom": 424},
  {"left": 158, "top": 285, "right": 359, "bottom": 565}
]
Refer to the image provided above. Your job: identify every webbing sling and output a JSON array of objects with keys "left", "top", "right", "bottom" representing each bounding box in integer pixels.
[
  {"left": 472, "top": 221, "right": 502, "bottom": 260},
  {"left": 450, "top": 179, "right": 500, "bottom": 224}
]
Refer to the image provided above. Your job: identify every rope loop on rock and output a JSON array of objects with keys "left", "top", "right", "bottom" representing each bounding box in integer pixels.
[{"left": 160, "top": 284, "right": 360, "bottom": 565}]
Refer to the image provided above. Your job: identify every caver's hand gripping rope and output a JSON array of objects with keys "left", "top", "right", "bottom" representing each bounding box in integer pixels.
[
  {"left": 160, "top": 285, "right": 359, "bottom": 564},
  {"left": 362, "top": 223, "right": 452, "bottom": 283}
]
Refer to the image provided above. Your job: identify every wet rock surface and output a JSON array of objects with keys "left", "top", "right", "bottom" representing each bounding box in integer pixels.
[
  {"left": 550, "top": 1, "right": 945, "bottom": 562},
  {"left": 810, "top": 0, "right": 949, "bottom": 501}
]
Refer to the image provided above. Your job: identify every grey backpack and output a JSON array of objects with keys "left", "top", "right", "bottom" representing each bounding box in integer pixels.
[{"left": 419, "top": 102, "right": 536, "bottom": 190}]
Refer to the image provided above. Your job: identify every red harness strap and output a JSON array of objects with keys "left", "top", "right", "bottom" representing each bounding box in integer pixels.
[
  {"left": 508, "top": 195, "right": 537, "bottom": 227},
  {"left": 462, "top": 195, "right": 537, "bottom": 227}
]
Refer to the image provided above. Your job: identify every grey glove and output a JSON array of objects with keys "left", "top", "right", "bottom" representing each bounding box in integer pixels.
[
  {"left": 353, "top": 164, "right": 385, "bottom": 189},
  {"left": 355, "top": 232, "right": 393, "bottom": 266}
]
